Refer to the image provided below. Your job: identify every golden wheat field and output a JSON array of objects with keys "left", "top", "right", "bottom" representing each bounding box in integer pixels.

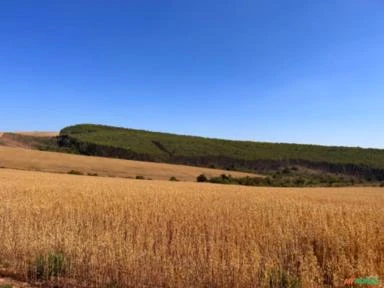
[{"left": 0, "top": 168, "right": 383, "bottom": 288}]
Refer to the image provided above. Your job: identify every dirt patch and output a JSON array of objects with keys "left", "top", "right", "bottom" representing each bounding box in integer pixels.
[{"left": 0, "top": 277, "right": 36, "bottom": 288}]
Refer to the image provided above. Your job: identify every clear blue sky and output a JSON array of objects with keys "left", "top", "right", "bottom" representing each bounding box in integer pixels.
[{"left": 1, "top": 0, "right": 383, "bottom": 148}]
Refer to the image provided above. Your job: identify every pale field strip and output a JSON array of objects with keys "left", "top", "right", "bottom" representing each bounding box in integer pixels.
[
  {"left": 13, "top": 131, "right": 59, "bottom": 137},
  {"left": 0, "top": 168, "right": 383, "bottom": 287},
  {"left": 0, "top": 275, "right": 36, "bottom": 288},
  {"left": 0, "top": 146, "right": 260, "bottom": 181}
]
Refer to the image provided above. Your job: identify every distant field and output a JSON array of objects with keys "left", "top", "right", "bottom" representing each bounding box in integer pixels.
[
  {"left": 0, "top": 146, "right": 258, "bottom": 181},
  {"left": 0, "top": 169, "right": 382, "bottom": 287},
  {"left": 0, "top": 132, "right": 59, "bottom": 149},
  {"left": 14, "top": 131, "right": 59, "bottom": 137}
]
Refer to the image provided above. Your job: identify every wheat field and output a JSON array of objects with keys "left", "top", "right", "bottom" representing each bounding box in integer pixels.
[
  {"left": 13, "top": 132, "right": 59, "bottom": 137},
  {"left": 0, "top": 146, "right": 258, "bottom": 181},
  {"left": 0, "top": 168, "right": 383, "bottom": 287}
]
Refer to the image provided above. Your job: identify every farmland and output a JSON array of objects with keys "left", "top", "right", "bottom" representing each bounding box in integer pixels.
[
  {"left": 3, "top": 125, "right": 384, "bottom": 185},
  {"left": 0, "top": 146, "right": 258, "bottom": 181},
  {"left": 0, "top": 169, "right": 383, "bottom": 287},
  {"left": 13, "top": 132, "right": 58, "bottom": 137}
]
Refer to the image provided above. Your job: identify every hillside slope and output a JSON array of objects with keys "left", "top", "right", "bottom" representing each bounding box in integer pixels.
[{"left": 58, "top": 124, "right": 384, "bottom": 181}]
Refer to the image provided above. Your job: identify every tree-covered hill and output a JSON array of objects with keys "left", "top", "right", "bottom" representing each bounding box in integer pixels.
[{"left": 58, "top": 124, "right": 384, "bottom": 182}]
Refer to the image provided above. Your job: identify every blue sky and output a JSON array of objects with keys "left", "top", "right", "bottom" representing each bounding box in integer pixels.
[{"left": 1, "top": 0, "right": 383, "bottom": 148}]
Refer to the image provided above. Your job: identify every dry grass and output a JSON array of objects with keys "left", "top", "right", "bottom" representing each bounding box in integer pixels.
[
  {"left": 0, "top": 146, "right": 258, "bottom": 181},
  {"left": 0, "top": 169, "right": 383, "bottom": 288},
  {"left": 13, "top": 132, "right": 59, "bottom": 137},
  {"left": 0, "top": 275, "right": 36, "bottom": 288},
  {"left": 0, "top": 132, "right": 58, "bottom": 149}
]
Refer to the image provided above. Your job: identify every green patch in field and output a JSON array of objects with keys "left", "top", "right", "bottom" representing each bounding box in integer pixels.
[
  {"left": 267, "top": 269, "right": 301, "bottom": 288},
  {"left": 67, "top": 170, "right": 83, "bottom": 175},
  {"left": 28, "top": 251, "right": 69, "bottom": 280}
]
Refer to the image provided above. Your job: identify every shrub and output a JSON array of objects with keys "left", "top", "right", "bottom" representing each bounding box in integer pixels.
[
  {"left": 210, "top": 174, "right": 237, "bottom": 185},
  {"left": 197, "top": 174, "right": 208, "bottom": 182},
  {"left": 238, "top": 176, "right": 264, "bottom": 186},
  {"left": 47, "top": 251, "right": 66, "bottom": 277},
  {"left": 293, "top": 177, "right": 306, "bottom": 187},
  {"left": 226, "top": 164, "right": 236, "bottom": 171},
  {"left": 169, "top": 176, "right": 179, "bottom": 181},
  {"left": 28, "top": 251, "right": 68, "bottom": 280},
  {"left": 87, "top": 172, "right": 98, "bottom": 176},
  {"left": 136, "top": 175, "right": 145, "bottom": 180},
  {"left": 103, "top": 281, "right": 122, "bottom": 288},
  {"left": 282, "top": 167, "right": 291, "bottom": 174},
  {"left": 267, "top": 269, "right": 301, "bottom": 288},
  {"left": 67, "top": 170, "right": 83, "bottom": 175}
]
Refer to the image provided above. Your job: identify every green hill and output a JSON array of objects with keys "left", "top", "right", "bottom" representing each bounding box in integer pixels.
[{"left": 57, "top": 124, "right": 384, "bottom": 182}]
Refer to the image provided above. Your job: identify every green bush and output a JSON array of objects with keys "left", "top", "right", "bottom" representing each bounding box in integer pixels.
[
  {"left": 196, "top": 174, "right": 208, "bottom": 182},
  {"left": 210, "top": 174, "right": 236, "bottom": 185},
  {"left": 103, "top": 281, "right": 122, "bottom": 288},
  {"left": 267, "top": 269, "right": 301, "bottom": 288},
  {"left": 29, "top": 251, "right": 68, "bottom": 280},
  {"left": 282, "top": 167, "right": 291, "bottom": 174},
  {"left": 293, "top": 177, "right": 306, "bottom": 186},
  {"left": 67, "top": 170, "right": 83, "bottom": 175},
  {"left": 238, "top": 176, "right": 264, "bottom": 186},
  {"left": 196, "top": 171, "right": 357, "bottom": 188}
]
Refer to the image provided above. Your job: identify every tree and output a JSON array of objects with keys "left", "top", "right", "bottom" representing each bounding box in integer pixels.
[{"left": 197, "top": 174, "right": 208, "bottom": 182}]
